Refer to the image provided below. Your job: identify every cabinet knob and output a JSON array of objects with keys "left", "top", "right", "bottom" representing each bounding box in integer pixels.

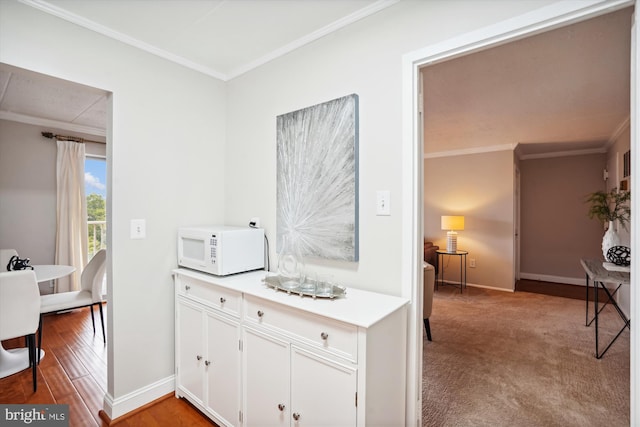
[
  {"left": 320, "top": 332, "right": 329, "bottom": 340},
  {"left": 185, "top": 285, "right": 191, "bottom": 291},
  {"left": 205, "top": 360, "right": 211, "bottom": 366},
  {"left": 196, "top": 355, "right": 202, "bottom": 361},
  {"left": 292, "top": 413, "right": 300, "bottom": 421},
  {"left": 220, "top": 297, "right": 226, "bottom": 304},
  {"left": 257, "top": 310, "right": 264, "bottom": 318},
  {"left": 278, "top": 403, "right": 285, "bottom": 411}
]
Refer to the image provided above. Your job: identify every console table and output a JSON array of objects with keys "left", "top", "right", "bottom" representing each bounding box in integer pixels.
[{"left": 580, "top": 259, "right": 630, "bottom": 359}]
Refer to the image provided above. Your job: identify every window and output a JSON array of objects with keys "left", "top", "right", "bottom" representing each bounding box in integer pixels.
[{"left": 85, "top": 157, "right": 107, "bottom": 258}]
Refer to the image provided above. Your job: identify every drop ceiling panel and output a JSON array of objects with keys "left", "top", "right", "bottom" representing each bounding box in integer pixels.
[{"left": 0, "top": 70, "right": 103, "bottom": 123}]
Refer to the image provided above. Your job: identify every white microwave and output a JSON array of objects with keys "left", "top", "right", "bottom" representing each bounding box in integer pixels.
[{"left": 178, "top": 226, "right": 264, "bottom": 276}]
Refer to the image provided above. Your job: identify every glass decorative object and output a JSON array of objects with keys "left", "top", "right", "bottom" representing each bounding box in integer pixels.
[{"left": 277, "top": 234, "right": 303, "bottom": 290}]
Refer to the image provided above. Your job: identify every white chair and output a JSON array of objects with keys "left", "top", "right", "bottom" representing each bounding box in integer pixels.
[
  {"left": 1, "top": 249, "right": 19, "bottom": 271},
  {"left": 39, "top": 249, "right": 106, "bottom": 357},
  {"left": 0, "top": 270, "right": 41, "bottom": 391}
]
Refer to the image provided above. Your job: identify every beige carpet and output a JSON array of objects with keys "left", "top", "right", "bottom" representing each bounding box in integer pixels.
[{"left": 423, "top": 285, "right": 630, "bottom": 427}]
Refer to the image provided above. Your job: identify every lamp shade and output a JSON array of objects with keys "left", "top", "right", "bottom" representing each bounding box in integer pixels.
[{"left": 441, "top": 215, "right": 465, "bottom": 231}]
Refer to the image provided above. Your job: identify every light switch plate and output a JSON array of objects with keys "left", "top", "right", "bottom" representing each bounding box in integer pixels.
[
  {"left": 130, "top": 219, "right": 146, "bottom": 239},
  {"left": 376, "top": 190, "right": 390, "bottom": 216}
]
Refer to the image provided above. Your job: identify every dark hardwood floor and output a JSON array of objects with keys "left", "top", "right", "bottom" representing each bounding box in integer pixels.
[
  {"left": 515, "top": 278, "right": 608, "bottom": 300},
  {"left": 0, "top": 304, "right": 215, "bottom": 426}
]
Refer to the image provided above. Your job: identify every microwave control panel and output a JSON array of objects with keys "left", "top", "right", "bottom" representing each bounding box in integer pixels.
[{"left": 210, "top": 234, "right": 218, "bottom": 265}]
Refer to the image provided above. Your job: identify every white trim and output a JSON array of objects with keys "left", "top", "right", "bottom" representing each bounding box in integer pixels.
[
  {"left": 424, "top": 143, "right": 516, "bottom": 159},
  {"left": 0, "top": 111, "right": 106, "bottom": 137},
  {"left": 438, "top": 280, "right": 514, "bottom": 292},
  {"left": 18, "top": 0, "right": 228, "bottom": 81},
  {"left": 519, "top": 272, "right": 585, "bottom": 286},
  {"left": 466, "top": 283, "right": 514, "bottom": 293},
  {"left": 226, "top": 0, "right": 400, "bottom": 80},
  {"left": 629, "top": 9, "right": 638, "bottom": 424},
  {"left": 401, "top": 38, "right": 422, "bottom": 427},
  {"left": 102, "top": 375, "right": 175, "bottom": 420},
  {"left": 607, "top": 116, "right": 632, "bottom": 146},
  {"left": 20, "top": 0, "right": 399, "bottom": 82},
  {"left": 425, "top": 143, "right": 608, "bottom": 161},
  {"left": 519, "top": 147, "right": 608, "bottom": 160},
  {"left": 402, "top": 0, "right": 634, "bottom": 424}
]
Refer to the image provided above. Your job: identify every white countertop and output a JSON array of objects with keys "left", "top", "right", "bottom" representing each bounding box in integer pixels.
[{"left": 173, "top": 268, "right": 409, "bottom": 328}]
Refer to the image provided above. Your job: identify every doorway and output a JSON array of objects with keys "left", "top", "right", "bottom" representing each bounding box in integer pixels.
[{"left": 401, "top": 1, "right": 637, "bottom": 425}]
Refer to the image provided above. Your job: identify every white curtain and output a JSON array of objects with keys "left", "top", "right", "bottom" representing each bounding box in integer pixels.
[{"left": 55, "top": 140, "right": 87, "bottom": 292}]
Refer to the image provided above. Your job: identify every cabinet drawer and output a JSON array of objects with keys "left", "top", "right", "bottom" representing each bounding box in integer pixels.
[
  {"left": 177, "top": 276, "right": 241, "bottom": 318},
  {"left": 244, "top": 295, "right": 357, "bottom": 362}
]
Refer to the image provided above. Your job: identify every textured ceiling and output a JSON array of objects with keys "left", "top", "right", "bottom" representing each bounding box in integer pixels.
[
  {"left": 0, "top": 63, "right": 108, "bottom": 138},
  {"left": 423, "top": 7, "right": 632, "bottom": 158}
]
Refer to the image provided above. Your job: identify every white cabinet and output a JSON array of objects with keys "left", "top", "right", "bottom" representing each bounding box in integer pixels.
[
  {"left": 242, "top": 327, "right": 356, "bottom": 427},
  {"left": 175, "top": 275, "right": 241, "bottom": 427},
  {"left": 242, "top": 328, "right": 289, "bottom": 426},
  {"left": 176, "top": 300, "right": 205, "bottom": 404},
  {"left": 242, "top": 295, "right": 358, "bottom": 426},
  {"left": 289, "top": 346, "right": 356, "bottom": 426},
  {"left": 174, "top": 269, "right": 408, "bottom": 427}
]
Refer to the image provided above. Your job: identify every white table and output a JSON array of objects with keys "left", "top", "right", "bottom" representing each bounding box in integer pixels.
[
  {"left": 33, "top": 264, "right": 76, "bottom": 284},
  {"left": 0, "top": 264, "right": 75, "bottom": 378},
  {"left": 580, "top": 259, "right": 630, "bottom": 358}
]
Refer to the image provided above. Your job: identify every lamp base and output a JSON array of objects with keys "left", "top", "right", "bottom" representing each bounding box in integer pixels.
[{"left": 446, "top": 231, "right": 457, "bottom": 253}]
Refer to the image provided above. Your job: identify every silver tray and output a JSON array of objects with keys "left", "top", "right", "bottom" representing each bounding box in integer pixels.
[{"left": 262, "top": 275, "right": 347, "bottom": 299}]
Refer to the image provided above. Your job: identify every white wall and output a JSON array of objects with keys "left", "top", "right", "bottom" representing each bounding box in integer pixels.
[
  {"left": 0, "top": 1, "right": 227, "bottom": 415},
  {"left": 0, "top": 120, "right": 57, "bottom": 269},
  {"left": 424, "top": 150, "right": 515, "bottom": 290},
  {"left": 224, "top": 0, "right": 554, "bottom": 296},
  {"left": 520, "top": 153, "right": 607, "bottom": 283}
]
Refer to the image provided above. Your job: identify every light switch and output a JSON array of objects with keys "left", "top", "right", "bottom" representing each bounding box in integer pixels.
[
  {"left": 130, "top": 219, "right": 146, "bottom": 239},
  {"left": 376, "top": 191, "right": 390, "bottom": 216}
]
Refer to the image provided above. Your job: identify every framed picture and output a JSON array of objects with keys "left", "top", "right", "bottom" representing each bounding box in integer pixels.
[{"left": 276, "top": 94, "right": 359, "bottom": 261}]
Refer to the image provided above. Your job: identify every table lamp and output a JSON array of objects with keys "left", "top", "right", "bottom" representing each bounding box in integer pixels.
[{"left": 441, "top": 215, "right": 464, "bottom": 253}]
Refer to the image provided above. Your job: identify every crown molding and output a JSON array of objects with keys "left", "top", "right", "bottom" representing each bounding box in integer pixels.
[
  {"left": 21, "top": 0, "right": 400, "bottom": 82},
  {"left": 518, "top": 147, "right": 607, "bottom": 160},
  {"left": 607, "top": 116, "right": 631, "bottom": 146},
  {"left": 424, "top": 143, "right": 517, "bottom": 159},
  {"left": 19, "top": 0, "right": 228, "bottom": 81},
  {"left": 226, "top": 0, "right": 401, "bottom": 80},
  {"left": 0, "top": 111, "right": 106, "bottom": 137}
]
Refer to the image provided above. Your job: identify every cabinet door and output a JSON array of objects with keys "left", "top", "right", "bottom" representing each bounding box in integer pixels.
[
  {"left": 243, "top": 328, "right": 290, "bottom": 427},
  {"left": 205, "top": 310, "right": 240, "bottom": 427},
  {"left": 290, "top": 346, "right": 357, "bottom": 427},
  {"left": 176, "top": 299, "right": 205, "bottom": 404}
]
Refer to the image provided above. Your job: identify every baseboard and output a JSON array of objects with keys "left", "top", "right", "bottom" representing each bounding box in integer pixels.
[
  {"left": 439, "top": 280, "right": 513, "bottom": 292},
  {"left": 466, "top": 283, "right": 514, "bottom": 292},
  {"left": 102, "top": 375, "right": 175, "bottom": 420},
  {"left": 519, "top": 272, "right": 584, "bottom": 286}
]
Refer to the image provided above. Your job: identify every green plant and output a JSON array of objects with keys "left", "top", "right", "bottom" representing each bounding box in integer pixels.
[{"left": 586, "top": 188, "right": 631, "bottom": 230}]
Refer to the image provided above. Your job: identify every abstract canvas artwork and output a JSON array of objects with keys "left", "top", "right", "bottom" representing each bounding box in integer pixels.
[{"left": 276, "top": 94, "right": 359, "bottom": 261}]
